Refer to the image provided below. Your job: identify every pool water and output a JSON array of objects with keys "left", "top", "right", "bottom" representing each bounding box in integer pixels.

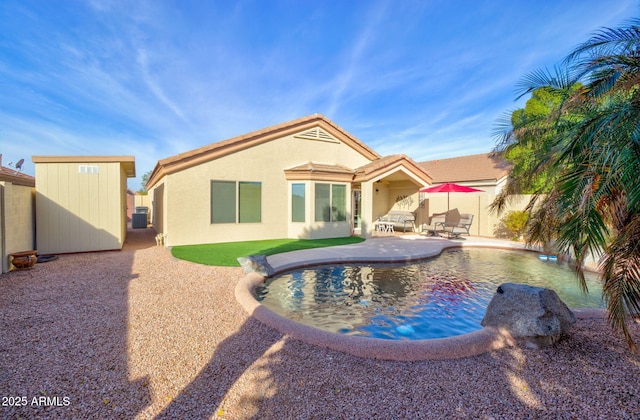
[{"left": 254, "top": 249, "right": 604, "bottom": 340}]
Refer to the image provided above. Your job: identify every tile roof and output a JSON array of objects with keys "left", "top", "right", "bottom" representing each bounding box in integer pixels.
[
  {"left": 284, "top": 162, "right": 356, "bottom": 182},
  {"left": 147, "top": 114, "right": 380, "bottom": 189},
  {"left": 284, "top": 155, "right": 433, "bottom": 185},
  {"left": 354, "top": 154, "right": 405, "bottom": 177},
  {"left": 0, "top": 165, "right": 35, "bottom": 187},
  {"left": 286, "top": 162, "right": 354, "bottom": 174},
  {"left": 354, "top": 154, "right": 432, "bottom": 184},
  {"left": 418, "top": 153, "right": 510, "bottom": 184}
]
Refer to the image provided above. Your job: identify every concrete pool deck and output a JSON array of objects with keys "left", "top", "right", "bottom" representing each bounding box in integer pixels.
[
  {"left": 265, "top": 234, "right": 533, "bottom": 273},
  {"left": 235, "top": 235, "right": 567, "bottom": 361}
]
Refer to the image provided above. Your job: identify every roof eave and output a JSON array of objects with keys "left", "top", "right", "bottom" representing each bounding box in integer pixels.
[
  {"left": 32, "top": 155, "right": 136, "bottom": 178},
  {"left": 354, "top": 156, "right": 433, "bottom": 185},
  {"left": 0, "top": 172, "right": 35, "bottom": 187},
  {"left": 149, "top": 114, "right": 381, "bottom": 186}
]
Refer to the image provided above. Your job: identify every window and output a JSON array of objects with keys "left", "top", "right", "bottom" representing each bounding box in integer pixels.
[
  {"left": 314, "top": 183, "right": 347, "bottom": 222},
  {"left": 332, "top": 184, "right": 346, "bottom": 221},
  {"left": 239, "top": 182, "right": 261, "bottom": 223},
  {"left": 315, "top": 184, "right": 331, "bottom": 222},
  {"left": 211, "top": 181, "right": 236, "bottom": 223},
  {"left": 291, "top": 183, "right": 305, "bottom": 222},
  {"left": 211, "top": 180, "right": 262, "bottom": 224}
]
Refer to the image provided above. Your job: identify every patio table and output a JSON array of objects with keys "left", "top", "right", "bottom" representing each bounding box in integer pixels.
[{"left": 376, "top": 221, "right": 395, "bottom": 233}]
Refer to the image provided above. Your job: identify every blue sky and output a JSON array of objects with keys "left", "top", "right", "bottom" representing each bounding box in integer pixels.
[{"left": 1, "top": 0, "right": 637, "bottom": 189}]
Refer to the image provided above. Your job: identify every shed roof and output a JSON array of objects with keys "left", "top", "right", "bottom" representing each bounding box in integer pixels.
[
  {"left": 418, "top": 153, "right": 509, "bottom": 184},
  {"left": 32, "top": 156, "right": 136, "bottom": 178}
]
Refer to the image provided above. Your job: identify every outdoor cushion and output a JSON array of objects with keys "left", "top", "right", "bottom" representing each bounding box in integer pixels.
[
  {"left": 379, "top": 210, "right": 415, "bottom": 232},
  {"left": 444, "top": 213, "right": 474, "bottom": 239},
  {"left": 421, "top": 212, "right": 447, "bottom": 235}
]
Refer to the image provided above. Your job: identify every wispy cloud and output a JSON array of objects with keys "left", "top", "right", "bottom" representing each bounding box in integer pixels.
[
  {"left": 1, "top": 0, "right": 637, "bottom": 185},
  {"left": 326, "top": 0, "right": 391, "bottom": 116},
  {"left": 135, "top": 48, "right": 190, "bottom": 125}
]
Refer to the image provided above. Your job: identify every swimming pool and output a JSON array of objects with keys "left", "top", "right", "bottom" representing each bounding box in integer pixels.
[{"left": 254, "top": 248, "right": 604, "bottom": 340}]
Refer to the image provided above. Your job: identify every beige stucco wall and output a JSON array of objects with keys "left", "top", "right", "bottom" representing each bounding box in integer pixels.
[
  {"left": 419, "top": 193, "right": 532, "bottom": 237},
  {"left": 150, "top": 182, "right": 165, "bottom": 235},
  {"left": 35, "top": 161, "right": 128, "bottom": 254},
  {"left": 372, "top": 183, "right": 391, "bottom": 221},
  {"left": 132, "top": 193, "right": 152, "bottom": 223},
  {"left": 415, "top": 178, "right": 518, "bottom": 237},
  {"left": 159, "top": 133, "right": 370, "bottom": 246},
  {"left": 1, "top": 182, "right": 35, "bottom": 273},
  {"left": 359, "top": 180, "right": 375, "bottom": 236},
  {"left": 133, "top": 194, "right": 151, "bottom": 208}
]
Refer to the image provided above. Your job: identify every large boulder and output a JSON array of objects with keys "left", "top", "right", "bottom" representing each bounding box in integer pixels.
[{"left": 481, "top": 283, "right": 576, "bottom": 349}]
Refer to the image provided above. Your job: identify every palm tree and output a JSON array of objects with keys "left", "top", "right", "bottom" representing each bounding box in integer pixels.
[{"left": 493, "top": 19, "right": 640, "bottom": 352}]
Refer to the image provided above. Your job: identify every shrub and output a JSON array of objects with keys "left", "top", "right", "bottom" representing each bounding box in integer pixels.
[{"left": 496, "top": 210, "right": 529, "bottom": 240}]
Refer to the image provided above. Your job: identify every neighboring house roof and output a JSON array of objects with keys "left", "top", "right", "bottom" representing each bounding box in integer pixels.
[
  {"left": 418, "top": 153, "right": 510, "bottom": 184},
  {"left": 147, "top": 114, "right": 381, "bottom": 189},
  {"left": 0, "top": 165, "right": 35, "bottom": 187},
  {"left": 32, "top": 155, "right": 136, "bottom": 178},
  {"left": 0, "top": 155, "right": 35, "bottom": 187},
  {"left": 0, "top": 153, "right": 36, "bottom": 187}
]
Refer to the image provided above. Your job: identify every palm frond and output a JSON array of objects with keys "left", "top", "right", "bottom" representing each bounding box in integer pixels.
[
  {"left": 491, "top": 110, "right": 517, "bottom": 152},
  {"left": 515, "top": 66, "right": 578, "bottom": 100},
  {"left": 492, "top": 16, "right": 640, "bottom": 352},
  {"left": 601, "top": 214, "right": 640, "bottom": 353},
  {"left": 564, "top": 19, "right": 640, "bottom": 66}
]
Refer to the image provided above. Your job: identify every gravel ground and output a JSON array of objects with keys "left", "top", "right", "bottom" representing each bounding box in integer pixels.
[{"left": 1, "top": 228, "right": 639, "bottom": 419}]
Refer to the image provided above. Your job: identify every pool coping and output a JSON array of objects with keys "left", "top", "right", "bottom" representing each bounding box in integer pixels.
[{"left": 234, "top": 235, "right": 605, "bottom": 361}]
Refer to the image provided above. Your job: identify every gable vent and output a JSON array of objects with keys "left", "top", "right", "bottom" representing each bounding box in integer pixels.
[
  {"left": 79, "top": 165, "right": 99, "bottom": 174},
  {"left": 294, "top": 127, "right": 339, "bottom": 143}
]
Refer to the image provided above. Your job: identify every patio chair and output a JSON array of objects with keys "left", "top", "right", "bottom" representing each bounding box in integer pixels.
[
  {"left": 443, "top": 213, "right": 474, "bottom": 239},
  {"left": 421, "top": 212, "right": 447, "bottom": 236}
]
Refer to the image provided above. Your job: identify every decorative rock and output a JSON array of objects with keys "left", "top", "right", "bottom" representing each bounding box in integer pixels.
[
  {"left": 481, "top": 283, "right": 576, "bottom": 349},
  {"left": 237, "top": 255, "right": 275, "bottom": 277}
]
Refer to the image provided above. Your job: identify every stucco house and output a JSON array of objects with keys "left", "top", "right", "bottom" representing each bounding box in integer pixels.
[{"left": 146, "top": 114, "right": 433, "bottom": 246}]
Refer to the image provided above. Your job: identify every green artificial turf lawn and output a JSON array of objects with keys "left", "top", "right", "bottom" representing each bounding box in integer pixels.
[{"left": 171, "top": 236, "right": 365, "bottom": 266}]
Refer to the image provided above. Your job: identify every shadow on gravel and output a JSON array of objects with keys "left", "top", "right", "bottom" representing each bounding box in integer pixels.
[
  {"left": 3, "top": 226, "right": 639, "bottom": 418},
  {"left": 0, "top": 227, "right": 155, "bottom": 418},
  {"left": 155, "top": 318, "right": 284, "bottom": 419},
  {"left": 151, "top": 314, "right": 640, "bottom": 419}
]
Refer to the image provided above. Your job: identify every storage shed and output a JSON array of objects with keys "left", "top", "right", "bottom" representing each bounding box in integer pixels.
[{"left": 33, "top": 156, "right": 136, "bottom": 254}]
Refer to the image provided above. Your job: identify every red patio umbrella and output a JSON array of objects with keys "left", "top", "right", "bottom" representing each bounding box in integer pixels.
[{"left": 419, "top": 183, "right": 484, "bottom": 211}]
